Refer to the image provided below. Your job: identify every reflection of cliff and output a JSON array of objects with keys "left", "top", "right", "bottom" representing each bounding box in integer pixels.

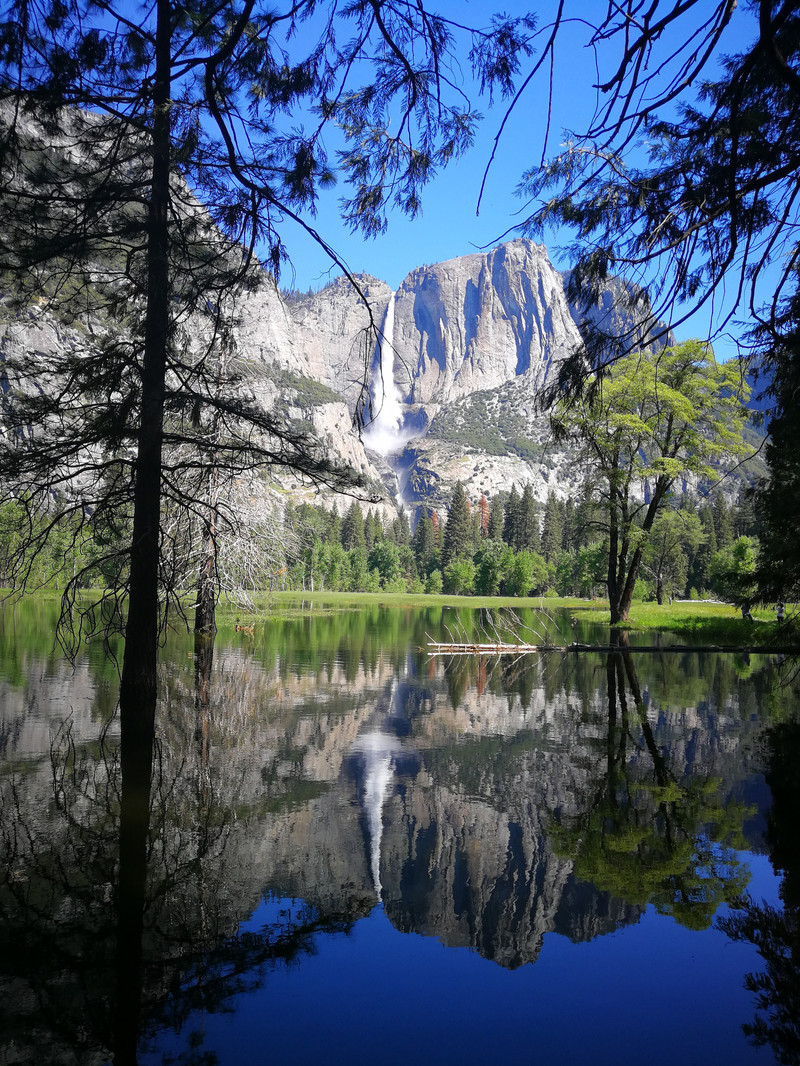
[
  {"left": 381, "top": 785, "right": 607, "bottom": 968},
  {"left": 0, "top": 618, "right": 774, "bottom": 1041}
]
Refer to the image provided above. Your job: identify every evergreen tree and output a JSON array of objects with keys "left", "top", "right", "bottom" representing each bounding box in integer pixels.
[
  {"left": 431, "top": 510, "right": 441, "bottom": 547},
  {"left": 712, "top": 494, "right": 735, "bottom": 551},
  {"left": 390, "top": 509, "right": 411, "bottom": 546},
  {"left": 541, "top": 492, "right": 564, "bottom": 562},
  {"left": 364, "top": 510, "right": 381, "bottom": 552},
  {"left": 412, "top": 510, "right": 437, "bottom": 575},
  {"left": 326, "top": 505, "right": 342, "bottom": 546},
  {"left": 341, "top": 503, "right": 366, "bottom": 552},
  {"left": 518, "top": 484, "right": 540, "bottom": 552},
  {"left": 488, "top": 493, "right": 505, "bottom": 541},
  {"left": 441, "top": 482, "right": 471, "bottom": 568},
  {"left": 502, "top": 485, "right": 521, "bottom": 549},
  {"left": 562, "top": 498, "right": 576, "bottom": 552}
]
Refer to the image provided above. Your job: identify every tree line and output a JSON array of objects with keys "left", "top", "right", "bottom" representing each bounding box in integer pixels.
[{"left": 275, "top": 480, "right": 759, "bottom": 603}]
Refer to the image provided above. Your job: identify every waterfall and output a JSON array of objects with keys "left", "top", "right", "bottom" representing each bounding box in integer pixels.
[{"left": 363, "top": 292, "right": 406, "bottom": 455}]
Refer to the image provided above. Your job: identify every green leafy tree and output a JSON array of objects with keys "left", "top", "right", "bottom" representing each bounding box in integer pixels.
[
  {"left": 474, "top": 539, "right": 513, "bottom": 596},
  {"left": 367, "top": 540, "right": 403, "bottom": 590},
  {"left": 506, "top": 549, "right": 547, "bottom": 597},
  {"left": 553, "top": 340, "right": 751, "bottom": 623},
  {"left": 443, "top": 556, "right": 476, "bottom": 595},
  {"left": 642, "top": 508, "right": 705, "bottom": 604},
  {"left": 708, "top": 536, "right": 759, "bottom": 604}
]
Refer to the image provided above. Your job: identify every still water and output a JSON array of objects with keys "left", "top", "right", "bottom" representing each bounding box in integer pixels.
[{"left": 1, "top": 598, "right": 798, "bottom": 1065}]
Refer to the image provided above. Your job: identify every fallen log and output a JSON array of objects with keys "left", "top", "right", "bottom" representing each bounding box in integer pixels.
[{"left": 426, "top": 641, "right": 800, "bottom": 655}]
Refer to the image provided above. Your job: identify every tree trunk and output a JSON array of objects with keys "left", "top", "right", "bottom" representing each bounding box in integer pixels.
[
  {"left": 194, "top": 462, "right": 219, "bottom": 636},
  {"left": 114, "top": 1, "right": 171, "bottom": 1055},
  {"left": 607, "top": 492, "right": 621, "bottom": 624},
  {"left": 118, "top": 0, "right": 171, "bottom": 726}
]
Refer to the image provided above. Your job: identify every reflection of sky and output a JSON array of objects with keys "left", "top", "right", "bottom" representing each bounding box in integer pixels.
[{"left": 155, "top": 847, "right": 780, "bottom": 1066}]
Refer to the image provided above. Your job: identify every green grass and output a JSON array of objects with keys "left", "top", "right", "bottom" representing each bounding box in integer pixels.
[
  {"left": 215, "top": 592, "right": 798, "bottom": 647},
  {"left": 569, "top": 597, "right": 795, "bottom": 646},
  {"left": 6, "top": 587, "right": 796, "bottom": 649}
]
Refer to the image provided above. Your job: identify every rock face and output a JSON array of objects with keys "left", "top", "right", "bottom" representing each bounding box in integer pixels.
[
  {"left": 255, "top": 238, "right": 592, "bottom": 514},
  {"left": 391, "top": 240, "right": 582, "bottom": 405}
]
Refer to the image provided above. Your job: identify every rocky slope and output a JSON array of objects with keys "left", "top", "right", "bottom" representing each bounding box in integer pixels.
[
  {"left": 0, "top": 97, "right": 757, "bottom": 525},
  {"left": 238, "top": 238, "right": 596, "bottom": 516}
]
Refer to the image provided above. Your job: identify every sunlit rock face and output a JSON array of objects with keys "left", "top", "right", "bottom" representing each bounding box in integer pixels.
[{"left": 391, "top": 239, "right": 582, "bottom": 405}]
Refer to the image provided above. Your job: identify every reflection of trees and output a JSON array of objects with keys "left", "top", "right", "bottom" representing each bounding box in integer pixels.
[
  {"left": 0, "top": 638, "right": 368, "bottom": 1064},
  {"left": 554, "top": 651, "right": 751, "bottom": 930},
  {"left": 718, "top": 718, "right": 800, "bottom": 1064}
]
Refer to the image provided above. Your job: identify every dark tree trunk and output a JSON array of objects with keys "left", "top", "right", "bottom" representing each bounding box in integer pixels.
[
  {"left": 114, "top": 0, "right": 172, "bottom": 1057},
  {"left": 118, "top": 0, "right": 171, "bottom": 726}
]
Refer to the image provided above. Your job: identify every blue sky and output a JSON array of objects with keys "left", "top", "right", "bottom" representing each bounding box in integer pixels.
[
  {"left": 277, "top": 5, "right": 601, "bottom": 293},
  {"left": 274, "top": 2, "right": 762, "bottom": 361}
]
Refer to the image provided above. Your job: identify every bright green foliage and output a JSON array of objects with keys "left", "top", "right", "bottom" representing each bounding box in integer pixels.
[
  {"left": 553, "top": 340, "right": 751, "bottom": 622},
  {"left": 642, "top": 509, "right": 705, "bottom": 604},
  {"left": 708, "top": 536, "right": 759, "bottom": 604},
  {"left": 443, "top": 556, "right": 476, "bottom": 595},
  {"left": 506, "top": 550, "right": 547, "bottom": 597},
  {"left": 474, "top": 539, "right": 513, "bottom": 596}
]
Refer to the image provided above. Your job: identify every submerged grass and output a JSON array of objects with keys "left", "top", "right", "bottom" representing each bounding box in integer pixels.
[
  {"left": 216, "top": 591, "right": 798, "bottom": 648},
  {"left": 5, "top": 587, "right": 794, "bottom": 650}
]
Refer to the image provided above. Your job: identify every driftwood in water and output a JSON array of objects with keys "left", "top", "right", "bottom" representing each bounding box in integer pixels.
[{"left": 427, "top": 641, "right": 797, "bottom": 655}]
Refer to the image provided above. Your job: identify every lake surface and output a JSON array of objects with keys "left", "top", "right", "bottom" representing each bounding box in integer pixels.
[{"left": 1, "top": 598, "right": 798, "bottom": 1065}]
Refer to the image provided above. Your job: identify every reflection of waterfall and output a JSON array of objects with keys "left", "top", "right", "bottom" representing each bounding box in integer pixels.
[
  {"left": 351, "top": 730, "right": 400, "bottom": 899},
  {"left": 363, "top": 293, "right": 407, "bottom": 455}
]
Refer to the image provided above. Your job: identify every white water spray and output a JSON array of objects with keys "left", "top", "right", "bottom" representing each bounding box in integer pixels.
[{"left": 363, "top": 293, "right": 406, "bottom": 455}]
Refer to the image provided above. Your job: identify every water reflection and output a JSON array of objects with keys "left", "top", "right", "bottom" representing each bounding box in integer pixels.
[
  {"left": 0, "top": 602, "right": 795, "bottom": 1063},
  {"left": 719, "top": 718, "right": 800, "bottom": 1064}
]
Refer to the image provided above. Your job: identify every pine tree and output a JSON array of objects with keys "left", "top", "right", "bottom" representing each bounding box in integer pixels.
[
  {"left": 412, "top": 510, "right": 437, "bottom": 575},
  {"left": 713, "top": 494, "right": 735, "bottom": 551},
  {"left": 488, "top": 494, "right": 505, "bottom": 541},
  {"left": 518, "top": 484, "right": 540, "bottom": 552},
  {"left": 341, "top": 503, "right": 366, "bottom": 551},
  {"left": 541, "top": 492, "right": 563, "bottom": 562},
  {"left": 364, "top": 510, "right": 380, "bottom": 552},
  {"left": 442, "top": 482, "right": 471, "bottom": 568},
  {"left": 502, "top": 485, "right": 521, "bottom": 548}
]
